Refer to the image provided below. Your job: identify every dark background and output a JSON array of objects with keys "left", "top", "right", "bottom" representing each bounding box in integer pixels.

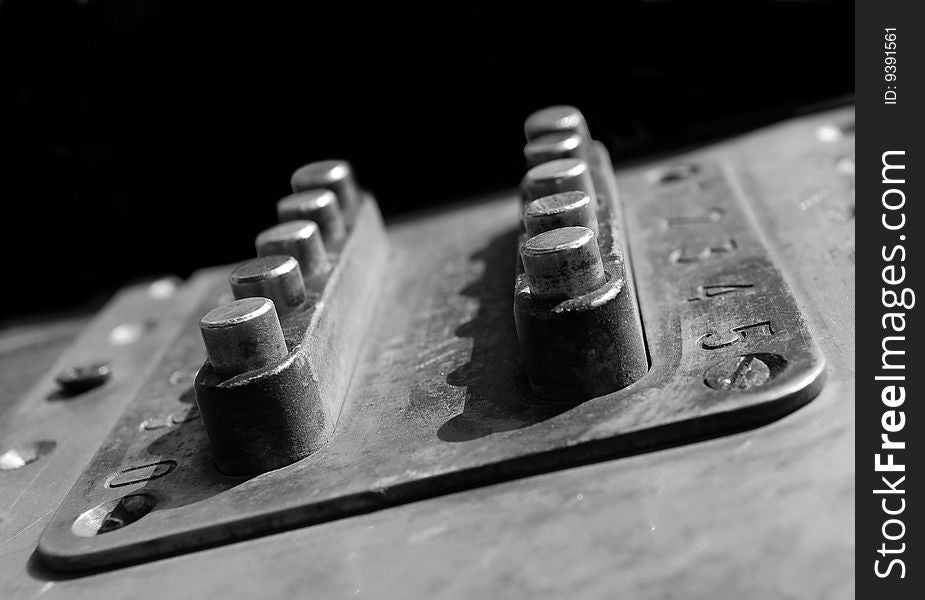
[{"left": 0, "top": 0, "right": 852, "bottom": 316}]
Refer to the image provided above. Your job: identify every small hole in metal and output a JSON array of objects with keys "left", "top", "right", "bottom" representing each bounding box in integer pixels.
[
  {"left": 0, "top": 440, "right": 57, "bottom": 471},
  {"left": 71, "top": 494, "right": 156, "bottom": 536},
  {"left": 703, "top": 353, "right": 787, "bottom": 391}
]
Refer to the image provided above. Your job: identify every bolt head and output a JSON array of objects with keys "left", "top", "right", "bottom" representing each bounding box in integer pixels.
[{"left": 55, "top": 362, "right": 112, "bottom": 394}]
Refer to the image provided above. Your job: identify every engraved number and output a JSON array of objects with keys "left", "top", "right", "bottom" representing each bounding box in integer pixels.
[{"left": 699, "top": 321, "right": 774, "bottom": 350}]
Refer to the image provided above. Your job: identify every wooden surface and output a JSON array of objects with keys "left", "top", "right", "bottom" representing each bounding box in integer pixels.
[{"left": 0, "top": 107, "right": 854, "bottom": 599}]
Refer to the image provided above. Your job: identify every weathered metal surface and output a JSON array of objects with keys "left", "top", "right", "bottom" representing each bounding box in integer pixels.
[
  {"left": 0, "top": 107, "right": 853, "bottom": 599},
  {"left": 37, "top": 195, "right": 388, "bottom": 567},
  {"left": 196, "top": 297, "right": 305, "bottom": 476},
  {"left": 514, "top": 141, "right": 649, "bottom": 400},
  {"left": 193, "top": 194, "right": 388, "bottom": 477},
  {"left": 36, "top": 132, "right": 822, "bottom": 571},
  {"left": 0, "top": 275, "right": 218, "bottom": 575}
]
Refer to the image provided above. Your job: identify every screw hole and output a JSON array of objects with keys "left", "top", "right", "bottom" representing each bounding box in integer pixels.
[
  {"left": 703, "top": 353, "right": 787, "bottom": 391},
  {"left": 0, "top": 440, "right": 57, "bottom": 471},
  {"left": 71, "top": 494, "right": 155, "bottom": 536}
]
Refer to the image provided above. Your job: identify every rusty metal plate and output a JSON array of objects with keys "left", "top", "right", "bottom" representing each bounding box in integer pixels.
[{"left": 36, "top": 150, "right": 824, "bottom": 571}]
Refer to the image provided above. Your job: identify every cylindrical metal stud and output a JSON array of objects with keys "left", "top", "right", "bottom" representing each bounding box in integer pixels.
[
  {"left": 255, "top": 220, "right": 330, "bottom": 278},
  {"left": 276, "top": 189, "right": 347, "bottom": 243},
  {"left": 521, "top": 226, "right": 605, "bottom": 301},
  {"left": 199, "top": 297, "right": 289, "bottom": 377},
  {"left": 523, "top": 130, "right": 587, "bottom": 167},
  {"left": 524, "top": 105, "right": 590, "bottom": 141},
  {"left": 523, "top": 191, "right": 599, "bottom": 237},
  {"left": 229, "top": 255, "right": 306, "bottom": 313},
  {"left": 290, "top": 160, "right": 361, "bottom": 214},
  {"left": 522, "top": 158, "right": 596, "bottom": 205}
]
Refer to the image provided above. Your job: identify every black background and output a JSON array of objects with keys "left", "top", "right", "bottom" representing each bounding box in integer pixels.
[{"left": 1, "top": 0, "right": 852, "bottom": 315}]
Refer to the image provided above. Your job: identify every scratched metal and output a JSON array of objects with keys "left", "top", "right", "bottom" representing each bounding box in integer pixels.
[
  {"left": 0, "top": 275, "right": 219, "bottom": 570},
  {"left": 36, "top": 152, "right": 824, "bottom": 571}
]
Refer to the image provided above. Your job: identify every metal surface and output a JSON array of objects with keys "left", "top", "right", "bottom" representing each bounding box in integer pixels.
[
  {"left": 38, "top": 196, "right": 388, "bottom": 569},
  {"left": 290, "top": 159, "right": 362, "bottom": 216},
  {"left": 53, "top": 363, "right": 112, "bottom": 395},
  {"left": 276, "top": 189, "right": 347, "bottom": 243},
  {"left": 0, "top": 107, "right": 854, "bottom": 599},
  {"left": 524, "top": 131, "right": 587, "bottom": 167},
  {"left": 524, "top": 105, "right": 590, "bottom": 141},
  {"left": 522, "top": 158, "right": 597, "bottom": 205},
  {"left": 0, "top": 275, "right": 219, "bottom": 580},
  {"left": 35, "top": 134, "right": 823, "bottom": 572},
  {"left": 522, "top": 191, "right": 599, "bottom": 237},
  {"left": 255, "top": 220, "right": 331, "bottom": 278},
  {"left": 228, "top": 255, "right": 306, "bottom": 313},
  {"left": 515, "top": 128, "right": 648, "bottom": 400},
  {"left": 520, "top": 227, "right": 606, "bottom": 300},
  {"left": 194, "top": 187, "right": 388, "bottom": 477},
  {"left": 198, "top": 298, "right": 289, "bottom": 377}
]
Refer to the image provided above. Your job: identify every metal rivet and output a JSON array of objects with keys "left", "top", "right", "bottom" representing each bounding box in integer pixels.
[
  {"left": 55, "top": 362, "right": 112, "bottom": 394},
  {"left": 255, "top": 220, "right": 330, "bottom": 278},
  {"left": 524, "top": 130, "right": 587, "bottom": 167},
  {"left": 523, "top": 191, "right": 599, "bottom": 237},
  {"left": 290, "top": 159, "right": 361, "bottom": 214},
  {"left": 521, "top": 226, "right": 605, "bottom": 300},
  {"left": 524, "top": 105, "right": 589, "bottom": 141},
  {"left": 230, "top": 255, "right": 306, "bottom": 313},
  {"left": 277, "top": 189, "right": 347, "bottom": 243},
  {"left": 199, "top": 298, "right": 289, "bottom": 377},
  {"left": 522, "top": 158, "right": 596, "bottom": 205}
]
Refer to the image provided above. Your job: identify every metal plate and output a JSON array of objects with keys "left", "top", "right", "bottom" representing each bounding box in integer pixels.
[
  {"left": 0, "top": 275, "right": 219, "bottom": 567},
  {"left": 36, "top": 151, "right": 824, "bottom": 571}
]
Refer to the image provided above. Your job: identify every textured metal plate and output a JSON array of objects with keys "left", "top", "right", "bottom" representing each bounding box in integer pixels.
[
  {"left": 36, "top": 149, "right": 824, "bottom": 571},
  {"left": 0, "top": 275, "right": 219, "bottom": 567}
]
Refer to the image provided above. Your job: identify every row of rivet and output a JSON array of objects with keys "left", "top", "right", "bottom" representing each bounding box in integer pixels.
[
  {"left": 519, "top": 106, "right": 605, "bottom": 302},
  {"left": 513, "top": 106, "right": 649, "bottom": 401},
  {"left": 198, "top": 160, "right": 362, "bottom": 378}
]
